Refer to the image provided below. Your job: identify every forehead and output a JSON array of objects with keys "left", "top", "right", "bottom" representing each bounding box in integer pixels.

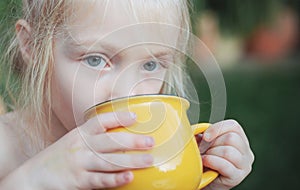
[
  {"left": 69, "top": 0, "right": 182, "bottom": 27},
  {"left": 63, "top": 0, "right": 183, "bottom": 51}
]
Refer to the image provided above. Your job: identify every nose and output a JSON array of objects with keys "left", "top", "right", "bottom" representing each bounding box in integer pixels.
[
  {"left": 109, "top": 68, "right": 162, "bottom": 99},
  {"left": 110, "top": 71, "right": 145, "bottom": 99}
]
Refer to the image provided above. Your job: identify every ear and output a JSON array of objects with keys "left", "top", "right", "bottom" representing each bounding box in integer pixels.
[{"left": 16, "top": 19, "right": 32, "bottom": 63}]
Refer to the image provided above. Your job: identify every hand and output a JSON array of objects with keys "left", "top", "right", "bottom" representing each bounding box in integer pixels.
[
  {"left": 19, "top": 112, "right": 155, "bottom": 190},
  {"left": 199, "top": 120, "right": 254, "bottom": 190}
]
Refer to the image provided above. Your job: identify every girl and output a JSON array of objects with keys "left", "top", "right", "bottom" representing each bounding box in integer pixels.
[{"left": 0, "top": 0, "right": 254, "bottom": 189}]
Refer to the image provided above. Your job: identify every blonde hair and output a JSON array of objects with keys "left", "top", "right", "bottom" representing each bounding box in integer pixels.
[
  {"left": 0, "top": 96, "right": 6, "bottom": 115},
  {"left": 3, "top": 0, "right": 192, "bottom": 149}
]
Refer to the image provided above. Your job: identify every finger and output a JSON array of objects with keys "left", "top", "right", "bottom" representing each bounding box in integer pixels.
[
  {"left": 84, "top": 152, "right": 153, "bottom": 171},
  {"left": 81, "top": 171, "right": 133, "bottom": 189},
  {"left": 202, "top": 180, "right": 232, "bottom": 190},
  {"left": 199, "top": 139, "right": 213, "bottom": 154},
  {"left": 86, "top": 132, "right": 154, "bottom": 153},
  {"left": 205, "top": 176, "right": 238, "bottom": 189},
  {"left": 208, "top": 132, "right": 248, "bottom": 153},
  {"left": 206, "top": 131, "right": 255, "bottom": 170},
  {"left": 202, "top": 155, "right": 245, "bottom": 186},
  {"left": 205, "top": 146, "right": 244, "bottom": 169},
  {"left": 203, "top": 120, "right": 250, "bottom": 146},
  {"left": 80, "top": 112, "right": 136, "bottom": 135}
]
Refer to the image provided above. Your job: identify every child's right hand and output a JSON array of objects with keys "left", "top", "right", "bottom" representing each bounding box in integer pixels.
[{"left": 16, "top": 112, "right": 154, "bottom": 189}]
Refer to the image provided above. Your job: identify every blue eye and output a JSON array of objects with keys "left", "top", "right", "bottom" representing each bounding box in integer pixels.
[
  {"left": 143, "top": 61, "right": 158, "bottom": 71},
  {"left": 86, "top": 56, "right": 105, "bottom": 67},
  {"left": 83, "top": 55, "right": 110, "bottom": 70}
]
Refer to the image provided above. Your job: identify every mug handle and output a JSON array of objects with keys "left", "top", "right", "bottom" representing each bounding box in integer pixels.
[{"left": 191, "top": 123, "right": 219, "bottom": 189}]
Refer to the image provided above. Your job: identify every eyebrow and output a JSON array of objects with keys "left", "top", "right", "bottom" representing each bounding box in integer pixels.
[
  {"left": 145, "top": 51, "right": 174, "bottom": 60},
  {"left": 67, "top": 38, "right": 174, "bottom": 60},
  {"left": 67, "top": 39, "right": 120, "bottom": 55}
]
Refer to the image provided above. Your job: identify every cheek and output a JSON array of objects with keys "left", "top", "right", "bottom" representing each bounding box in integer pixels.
[
  {"left": 51, "top": 56, "right": 101, "bottom": 127},
  {"left": 51, "top": 67, "right": 76, "bottom": 129},
  {"left": 136, "top": 73, "right": 166, "bottom": 94},
  {"left": 146, "top": 80, "right": 165, "bottom": 93},
  {"left": 68, "top": 65, "right": 105, "bottom": 124}
]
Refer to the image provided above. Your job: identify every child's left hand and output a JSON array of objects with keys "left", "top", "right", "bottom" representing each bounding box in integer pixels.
[{"left": 198, "top": 120, "right": 255, "bottom": 190}]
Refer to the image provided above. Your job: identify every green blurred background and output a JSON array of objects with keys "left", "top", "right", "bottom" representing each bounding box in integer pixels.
[
  {"left": 191, "top": 0, "right": 300, "bottom": 189},
  {"left": 1, "top": 0, "right": 300, "bottom": 189}
]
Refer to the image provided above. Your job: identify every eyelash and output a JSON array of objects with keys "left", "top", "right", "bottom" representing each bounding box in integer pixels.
[
  {"left": 81, "top": 54, "right": 112, "bottom": 70},
  {"left": 141, "top": 60, "right": 169, "bottom": 73},
  {"left": 80, "top": 53, "right": 171, "bottom": 73}
]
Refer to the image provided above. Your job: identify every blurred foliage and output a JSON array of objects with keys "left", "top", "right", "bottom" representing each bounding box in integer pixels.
[
  {"left": 0, "top": 0, "right": 22, "bottom": 110},
  {"left": 0, "top": 0, "right": 22, "bottom": 29},
  {"left": 192, "top": 0, "right": 300, "bottom": 37},
  {"left": 0, "top": 0, "right": 22, "bottom": 47}
]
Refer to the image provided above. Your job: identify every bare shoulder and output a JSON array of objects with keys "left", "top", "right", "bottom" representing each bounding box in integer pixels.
[{"left": 0, "top": 113, "right": 24, "bottom": 178}]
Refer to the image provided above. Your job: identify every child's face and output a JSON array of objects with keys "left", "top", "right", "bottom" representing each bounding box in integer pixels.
[{"left": 50, "top": 0, "right": 181, "bottom": 129}]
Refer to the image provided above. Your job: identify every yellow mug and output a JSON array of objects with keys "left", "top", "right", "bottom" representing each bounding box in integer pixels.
[{"left": 85, "top": 95, "right": 218, "bottom": 190}]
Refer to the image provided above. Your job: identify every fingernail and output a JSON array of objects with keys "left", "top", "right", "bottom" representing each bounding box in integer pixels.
[
  {"left": 123, "top": 172, "right": 133, "bottom": 182},
  {"left": 143, "top": 154, "right": 153, "bottom": 165},
  {"left": 145, "top": 137, "right": 154, "bottom": 147},
  {"left": 130, "top": 112, "right": 137, "bottom": 120},
  {"left": 204, "top": 133, "right": 211, "bottom": 141}
]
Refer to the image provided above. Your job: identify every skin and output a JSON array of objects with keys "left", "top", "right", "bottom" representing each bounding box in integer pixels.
[{"left": 0, "top": 1, "right": 254, "bottom": 189}]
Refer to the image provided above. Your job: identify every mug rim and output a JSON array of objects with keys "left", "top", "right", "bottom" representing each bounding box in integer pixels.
[{"left": 84, "top": 94, "right": 190, "bottom": 118}]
